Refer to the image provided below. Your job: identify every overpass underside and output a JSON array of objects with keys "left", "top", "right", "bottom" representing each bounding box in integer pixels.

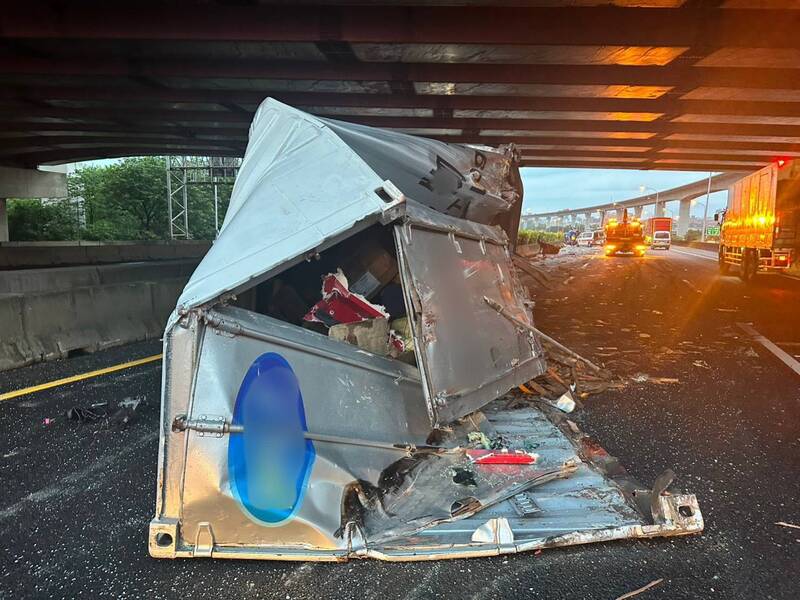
[{"left": 1, "top": 2, "right": 800, "bottom": 171}]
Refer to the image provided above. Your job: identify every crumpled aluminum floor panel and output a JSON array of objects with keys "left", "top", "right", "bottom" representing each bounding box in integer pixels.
[{"left": 365, "top": 402, "right": 703, "bottom": 561}]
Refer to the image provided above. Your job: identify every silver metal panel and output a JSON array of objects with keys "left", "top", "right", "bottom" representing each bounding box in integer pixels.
[
  {"left": 394, "top": 204, "right": 547, "bottom": 426},
  {"left": 370, "top": 403, "right": 702, "bottom": 559},
  {"left": 153, "top": 387, "right": 703, "bottom": 561},
  {"left": 171, "top": 306, "right": 432, "bottom": 552},
  {"left": 176, "top": 99, "right": 403, "bottom": 311},
  {"left": 321, "top": 116, "right": 521, "bottom": 230}
]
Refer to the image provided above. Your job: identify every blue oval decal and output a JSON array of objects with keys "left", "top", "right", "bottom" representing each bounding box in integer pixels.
[{"left": 228, "top": 352, "right": 315, "bottom": 524}]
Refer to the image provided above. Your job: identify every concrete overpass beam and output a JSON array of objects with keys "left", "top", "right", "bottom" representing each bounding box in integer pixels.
[{"left": 677, "top": 198, "right": 691, "bottom": 238}]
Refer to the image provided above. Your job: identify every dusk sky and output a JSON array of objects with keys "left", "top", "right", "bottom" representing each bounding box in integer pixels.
[
  {"left": 73, "top": 160, "right": 730, "bottom": 220},
  {"left": 519, "top": 168, "right": 729, "bottom": 219}
]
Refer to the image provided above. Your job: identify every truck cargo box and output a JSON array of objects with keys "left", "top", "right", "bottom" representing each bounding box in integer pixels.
[{"left": 149, "top": 99, "right": 702, "bottom": 561}]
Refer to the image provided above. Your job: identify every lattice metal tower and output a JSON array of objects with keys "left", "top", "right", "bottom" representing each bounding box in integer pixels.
[{"left": 166, "top": 156, "right": 241, "bottom": 239}]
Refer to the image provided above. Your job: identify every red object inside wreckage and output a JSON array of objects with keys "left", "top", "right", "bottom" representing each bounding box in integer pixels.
[
  {"left": 466, "top": 449, "right": 538, "bottom": 465},
  {"left": 303, "top": 272, "right": 388, "bottom": 327}
]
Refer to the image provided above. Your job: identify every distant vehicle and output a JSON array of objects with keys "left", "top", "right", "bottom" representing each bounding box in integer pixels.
[
  {"left": 717, "top": 159, "right": 799, "bottom": 281},
  {"left": 576, "top": 230, "right": 605, "bottom": 246},
  {"left": 643, "top": 217, "right": 673, "bottom": 246},
  {"left": 651, "top": 231, "right": 671, "bottom": 250},
  {"left": 564, "top": 229, "right": 579, "bottom": 245},
  {"left": 604, "top": 210, "right": 647, "bottom": 257}
]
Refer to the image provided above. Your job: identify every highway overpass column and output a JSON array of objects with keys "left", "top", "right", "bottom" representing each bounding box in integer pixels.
[
  {"left": 677, "top": 198, "right": 691, "bottom": 238},
  {"left": 0, "top": 167, "right": 68, "bottom": 242},
  {"left": 634, "top": 206, "right": 643, "bottom": 219},
  {"left": 654, "top": 202, "right": 665, "bottom": 217},
  {"left": 0, "top": 198, "right": 7, "bottom": 242}
]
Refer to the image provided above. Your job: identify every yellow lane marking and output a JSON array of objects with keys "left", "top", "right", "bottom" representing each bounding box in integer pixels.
[{"left": 0, "top": 354, "right": 163, "bottom": 402}]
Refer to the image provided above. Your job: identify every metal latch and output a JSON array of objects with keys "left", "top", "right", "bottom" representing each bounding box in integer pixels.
[{"left": 171, "top": 414, "right": 241, "bottom": 437}]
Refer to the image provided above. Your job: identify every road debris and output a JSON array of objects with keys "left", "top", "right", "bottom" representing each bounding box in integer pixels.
[
  {"left": 775, "top": 521, "right": 800, "bottom": 530},
  {"left": 630, "top": 373, "right": 680, "bottom": 385},
  {"left": 681, "top": 278, "right": 703, "bottom": 294},
  {"left": 615, "top": 578, "right": 664, "bottom": 600},
  {"left": 546, "top": 391, "right": 576, "bottom": 413},
  {"left": 66, "top": 396, "right": 145, "bottom": 428},
  {"left": 692, "top": 360, "right": 711, "bottom": 370},
  {"left": 66, "top": 402, "right": 108, "bottom": 423},
  {"left": 537, "top": 238, "right": 562, "bottom": 255},
  {"left": 467, "top": 431, "right": 493, "bottom": 450}
]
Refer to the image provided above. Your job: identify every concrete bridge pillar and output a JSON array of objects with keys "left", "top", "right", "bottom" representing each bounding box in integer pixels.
[
  {"left": 0, "top": 167, "right": 68, "bottom": 242},
  {"left": 677, "top": 198, "right": 691, "bottom": 237},
  {"left": 634, "top": 206, "right": 643, "bottom": 219},
  {"left": 654, "top": 202, "right": 665, "bottom": 217},
  {"left": 583, "top": 212, "right": 591, "bottom": 227},
  {"left": 0, "top": 198, "right": 7, "bottom": 242}
]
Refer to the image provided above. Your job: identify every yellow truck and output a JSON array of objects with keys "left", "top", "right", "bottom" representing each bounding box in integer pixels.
[{"left": 717, "top": 160, "right": 800, "bottom": 281}]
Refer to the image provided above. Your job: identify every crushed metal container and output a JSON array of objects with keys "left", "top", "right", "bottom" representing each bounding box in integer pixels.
[{"left": 150, "top": 99, "right": 703, "bottom": 561}]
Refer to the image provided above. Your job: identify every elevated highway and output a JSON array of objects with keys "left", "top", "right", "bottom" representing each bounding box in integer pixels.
[{"left": 521, "top": 171, "right": 744, "bottom": 235}]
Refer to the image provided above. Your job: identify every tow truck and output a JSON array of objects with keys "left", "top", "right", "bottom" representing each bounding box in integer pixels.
[
  {"left": 717, "top": 159, "right": 799, "bottom": 281},
  {"left": 603, "top": 209, "right": 647, "bottom": 257}
]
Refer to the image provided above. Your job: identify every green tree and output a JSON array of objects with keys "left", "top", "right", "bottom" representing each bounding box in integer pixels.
[
  {"left": 69, "top": 156, "right": 233, "bottom": 241},
  {"left": 8, "top": 198, "right": 79, "bottom": 241},
  {"left": 71, "top": 157, "right": 170, "bottom": 240}
]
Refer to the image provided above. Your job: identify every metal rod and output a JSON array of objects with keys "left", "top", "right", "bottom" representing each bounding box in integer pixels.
[
  {"left": 166, "top": 156, "right": 174, "bottom": 239},
  {"left": 701, "top": 171, "right": 712, "bottom": 242},
  {"left": 181, "top": 157, "right": 189, "bottom": 238},
  {"left": 202, "top": 311, "right": 422, "bottom": 384},
  {"left": 172, "top": 414, "right": 450, "bottom": 454},
  {"left": 213, "top": 177, "right": 219, "bottom": 236},
  {"left": 483, "top": 296, "right": 603, "bottom": 373}
]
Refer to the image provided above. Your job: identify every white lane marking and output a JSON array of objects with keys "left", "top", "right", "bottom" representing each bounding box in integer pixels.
[
  {"left": 671, "top": 247, "right": 717, "bottom": 262},
  {"left": 737, "top": 322, "right": 800, "bottom": 377}
]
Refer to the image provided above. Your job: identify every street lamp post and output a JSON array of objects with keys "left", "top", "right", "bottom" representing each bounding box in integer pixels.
[
  {"left": 701, "top": 172, "right": 712, "bottom": 242},
  {"left": 640, "top": 185, "right": 660, "bottom": 216}
]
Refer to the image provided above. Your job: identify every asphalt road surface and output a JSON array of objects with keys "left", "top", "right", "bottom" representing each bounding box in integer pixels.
[{"left": 1, "top": 246, "right": 799, "bottom": 599}]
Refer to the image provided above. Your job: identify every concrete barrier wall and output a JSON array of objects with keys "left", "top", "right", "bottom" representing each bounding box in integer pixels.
[
  {"left": 673, "top": 240, "right": 719, "bottom": 252},
  {"left": 0, "top": 259, "right": 198, "bottom": 295},
  {"left": 0, "top": 240, "right": 210, "bottom": 269},
  {"left": 0, "top": 258, "right": 199, "bottom": 371},
  {"left": 0, "top": 277, "right": 188, "bottom": 371}
]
